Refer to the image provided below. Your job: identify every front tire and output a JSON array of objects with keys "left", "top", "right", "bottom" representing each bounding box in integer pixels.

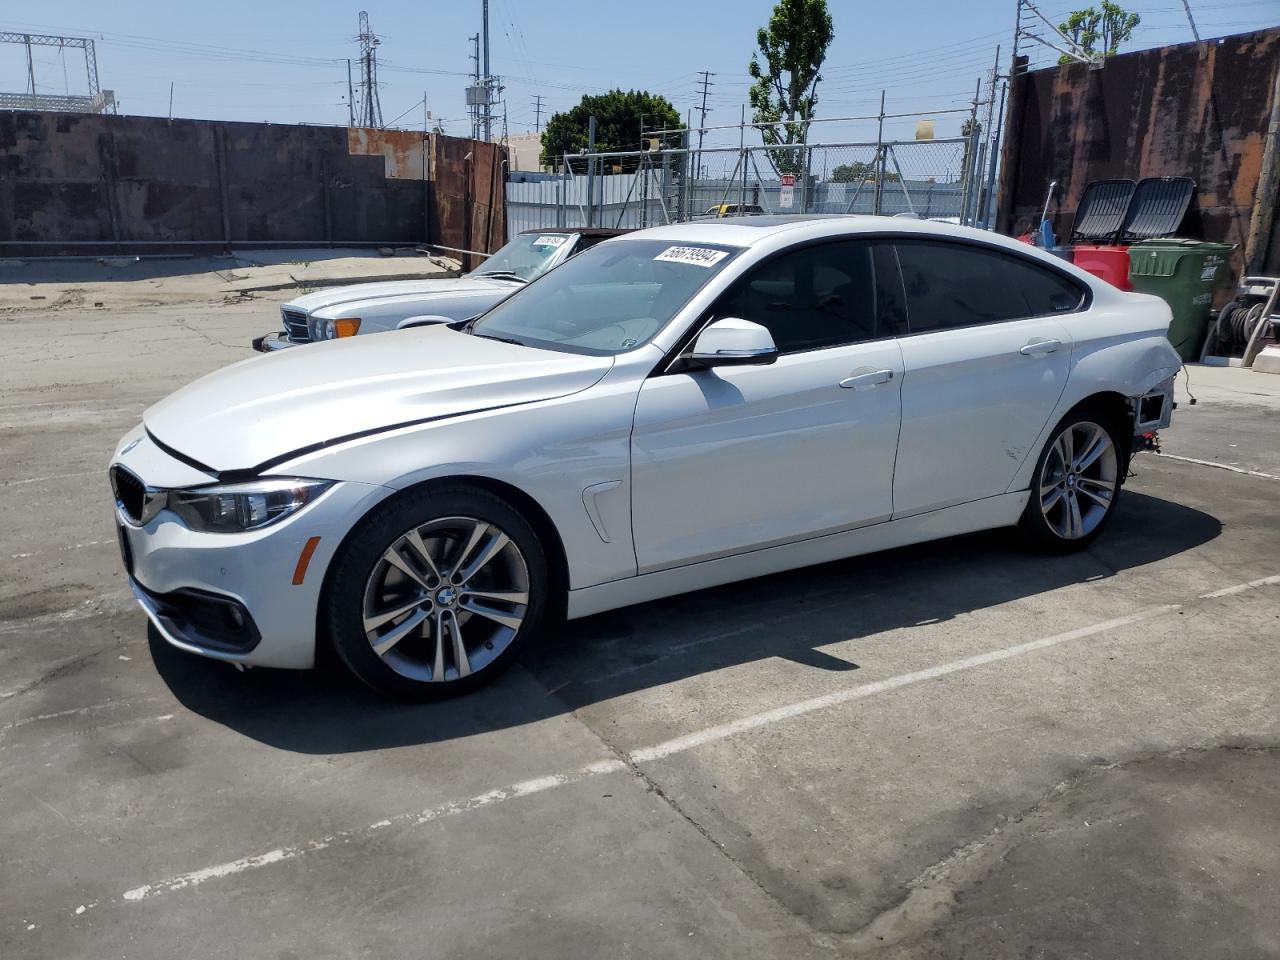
[
  {"left": 323, "top": 485, "right": 549, "bottom": 699},
  {"left": 1019, "top": 408, "right": 1123, "bottom": 553}
]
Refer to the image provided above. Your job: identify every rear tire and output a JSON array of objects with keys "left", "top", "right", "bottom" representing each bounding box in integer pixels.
[
  {"left": 323, "top": 484, "right": 549, "bottom": 700},
  {"left": 1019, "top": 406, "right": 1124, "bottom": 554}
]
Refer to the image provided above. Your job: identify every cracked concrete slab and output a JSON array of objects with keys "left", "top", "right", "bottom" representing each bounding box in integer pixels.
[{"left": 863, "top": 745, "right": 1280, "bottom": 959}]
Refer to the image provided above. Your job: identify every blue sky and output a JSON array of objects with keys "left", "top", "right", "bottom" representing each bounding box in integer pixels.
[{"left": 2, "top": 0, "right": 1275, "bottom": 148}]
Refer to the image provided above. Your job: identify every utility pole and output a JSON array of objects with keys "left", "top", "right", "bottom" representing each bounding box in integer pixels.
[
  {"left": 1180, "top": 0, "right": 1202, "bottom": 42},
  {"left": 533, "top": 94, "right": 544, "bottom": 132},
  {"left": 469, "top": 33, "right": 481, "bottom": 140},
  {"left": 979, "top": 45, "right": 1002, "bottom": 228},
  {"left": 346, "top": 59, "right": 355, "bottom": 127},
  {"left": 694, "top": 70, "right": 714, "bottom": 179},
  {"left": 482, "top": 0, "right": 492, "bottom": 141},
  {"left": 168, "top": 81, "right": 174, "bottom": 120}
]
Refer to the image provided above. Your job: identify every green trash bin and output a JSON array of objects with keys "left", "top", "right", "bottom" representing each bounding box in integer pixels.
[{"left": 1127, "top": 239, "right": 1235, "bottom": 361}]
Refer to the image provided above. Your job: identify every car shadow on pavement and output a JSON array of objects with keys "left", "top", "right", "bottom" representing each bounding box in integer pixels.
[{"left": 151, "top": 490, "right": 1222, "bottom": 754}]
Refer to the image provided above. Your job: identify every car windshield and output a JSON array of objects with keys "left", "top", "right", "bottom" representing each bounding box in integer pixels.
[
  {"left": 469, "top": 233, "right": 575, "bottom": 282},
  {"left": 469, "top": 239, "right": 742, "bottom": 355}
]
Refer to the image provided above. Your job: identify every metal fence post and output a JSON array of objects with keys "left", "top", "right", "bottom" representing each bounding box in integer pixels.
[
  {"left": 961, "top": 78, "right": 981, "bottom": 225},
  {"left": 556, "top": 158, "right": 565, "bottom": 228},
  {"left": 873, "top": 92, "right": 886, "bottom": 216},
  {"left": 585, "top": 115, "right": 597, "bottom": 227},
  {"left": 802, "top": 128, "right": 814, "bottom": 213}
]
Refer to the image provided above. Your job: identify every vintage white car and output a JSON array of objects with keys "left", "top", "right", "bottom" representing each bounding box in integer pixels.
[
  {"left": 252, "top": 228, "right": 623, "bottom": 350},
  {"left": 113, "top": 216, "right": 1179, "bottom": 698}
]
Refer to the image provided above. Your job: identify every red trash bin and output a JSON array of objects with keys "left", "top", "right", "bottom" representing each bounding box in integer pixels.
[{"left": 1073, "top": 244, "right": 1132, "bottom": 290}]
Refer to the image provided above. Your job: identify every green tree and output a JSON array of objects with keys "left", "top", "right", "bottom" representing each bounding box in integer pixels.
[
  {"left": 1058, "top": 2, "right": 1141, "bottom": 64},
  {"left": 540, "top": 89, "right": 681, "bottom": 171},
  {"left": 748, "top": 0, "right": 835, "bottom": 175},
  {"left": 830, "top": 161, "right": 899, "bottom": 184}
]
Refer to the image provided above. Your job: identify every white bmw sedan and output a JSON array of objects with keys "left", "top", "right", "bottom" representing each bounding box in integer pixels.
[{"left": 111, "top": 217, "right": 1180, "bottom": 698}]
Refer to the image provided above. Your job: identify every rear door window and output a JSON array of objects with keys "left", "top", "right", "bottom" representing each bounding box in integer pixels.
[{"left": 894, "top": 239, "right": 1085, "bottom": 333}]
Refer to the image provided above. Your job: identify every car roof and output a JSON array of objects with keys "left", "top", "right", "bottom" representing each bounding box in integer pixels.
[
  {"left": 615, "top": 215, "right": 1052, "bottom": 255},
  {"left": 605, "top": 215, "right": 1117, "bottom": 297},
  {"left": 517, "top": 227, "right": 630, "bottom": 239}
]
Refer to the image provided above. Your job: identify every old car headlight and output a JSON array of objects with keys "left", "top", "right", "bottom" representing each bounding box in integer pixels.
[
  {"left": 168, "top": 479, "right": 333, "bottom": 533},
  {"left": 311, "top": 317, "right": 362, "bottom": 340}
]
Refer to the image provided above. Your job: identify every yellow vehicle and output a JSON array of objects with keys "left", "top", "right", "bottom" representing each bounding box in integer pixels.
[{"left": 703, "top": 203, "right": 765, "bottom": 217}]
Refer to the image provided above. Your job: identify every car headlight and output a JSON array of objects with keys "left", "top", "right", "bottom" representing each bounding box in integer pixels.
[
  {"left": 309, "top": 317, "right": 361, "bottom": 340},
  {"left": 168, "top": 479, "right": 333, "bottom": 533}
]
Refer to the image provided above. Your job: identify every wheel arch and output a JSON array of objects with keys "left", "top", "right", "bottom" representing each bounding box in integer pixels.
[
  {"left": 315, "top": 473, "right": 570, "bottom": 650},
  {"left": 1062, "top": 391, "right": 1134, "bottom": 478}
]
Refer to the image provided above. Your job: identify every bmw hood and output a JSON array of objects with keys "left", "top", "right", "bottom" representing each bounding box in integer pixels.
[
  {"left": 285, "top": 276, "right": 517, "bottom": 313},
  {"left": 145, "top": 325, "right": 613, "bottom": 474}
]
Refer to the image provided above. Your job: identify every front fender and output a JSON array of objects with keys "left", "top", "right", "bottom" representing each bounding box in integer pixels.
[{"left": 266, "top": 362, "right": 652, "bottom": 590}]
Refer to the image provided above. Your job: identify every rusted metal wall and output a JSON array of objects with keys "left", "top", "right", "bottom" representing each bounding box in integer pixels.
[
  {"left": 0, "top": 113, "right": 506, "bottom": 255},
  {"left": 998, "top": 28, "right": 1280, "bottom": 277},
  {"left": 428, "top": 135, "right": 507, "bottom": 270}
]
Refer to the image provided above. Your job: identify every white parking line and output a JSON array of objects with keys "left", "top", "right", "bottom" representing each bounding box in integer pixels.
[
  {"left": 631, "top": 604, "right": 1179, "bottom": 763},
  {"left": 0, "top": 470, "right": 100, "bottom": 488},
  {"left": 109, "top": 571, "right": 1278, "bottom": 905},
  {"left": 0, "top": 697, "right": 162, "bottom": 735},
  {"left": 1199, "top": 573, "right": 1280, "bottom": 599},
  {"left": 10, "top": 539, "right": 111, "bottom": 560},
  {"left": 1154, "top": 452, "right": 1280, "bottom": 481},
  {"left": 122, "top": 758, "right": 628, "bottom": 901}
]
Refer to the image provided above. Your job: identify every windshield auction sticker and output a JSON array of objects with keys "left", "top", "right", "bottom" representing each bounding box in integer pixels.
[
  {"left": 654, "top": 246, "right": 729, "bottom": 267},
  {"left": 532, "top": 235, "right": 568, "bottom": 248}
]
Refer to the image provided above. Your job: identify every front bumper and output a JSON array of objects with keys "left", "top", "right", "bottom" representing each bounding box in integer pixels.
[
  {"left": 252, "top": 331, "right": 298, "bottom": 352},
  {"left": 112, "top": 432, "right": 392, "bottom": 669}
]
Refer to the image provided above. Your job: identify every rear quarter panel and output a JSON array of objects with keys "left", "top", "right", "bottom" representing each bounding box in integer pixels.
[{"left": 1006, "top": 289, "right": 1181, "bottom": 493}]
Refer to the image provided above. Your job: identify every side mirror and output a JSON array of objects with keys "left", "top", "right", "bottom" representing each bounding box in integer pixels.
[
  {"left": 397, "top": 314, "right": 455, "bottom": 330},
  {"left": 687, "top": 318, "right": 778, "bottom": 368}
]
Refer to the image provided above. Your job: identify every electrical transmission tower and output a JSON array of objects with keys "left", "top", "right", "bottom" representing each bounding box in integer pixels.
[
  {"left": 0, "top": 32, "right": 114, "bottom": 113},
  {"left": 354, "top": 10, "right": 383, "bottom": 128},
  {"left": 532, "top": 94, "right": 544, "bottom": 132}
]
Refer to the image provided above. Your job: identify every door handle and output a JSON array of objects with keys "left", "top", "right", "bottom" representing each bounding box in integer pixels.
[
  {"left": 1019, "top": 338, "right": 1062, "bottom": 356},
  {"left": 839, "top": 369, "right": 894, "bottom": 390}
]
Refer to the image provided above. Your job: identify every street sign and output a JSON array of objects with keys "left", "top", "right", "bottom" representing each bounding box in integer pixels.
[{"left": 780, "top": 173, "right": 796, "bottom": 208}]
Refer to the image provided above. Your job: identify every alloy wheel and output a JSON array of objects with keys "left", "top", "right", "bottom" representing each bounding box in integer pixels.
[
  {"left": 1038, "top": 420, "right": 1119, "bottom": 540},
  {"left": 361, "top": 516, "right": 530, "bottom": 682}
]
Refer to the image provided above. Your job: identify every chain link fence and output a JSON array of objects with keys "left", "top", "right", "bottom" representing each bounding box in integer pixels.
[{"left": 506, "top": 126, "right": 988, "bottom": 234}]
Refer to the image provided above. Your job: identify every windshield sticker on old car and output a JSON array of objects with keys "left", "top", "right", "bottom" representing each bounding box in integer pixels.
[
  {"left": 654, "top": 246, "right": 729, "bottom": 267},
  {"left": 532, "top": 235, "right": 568, "bottom": 248}
]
